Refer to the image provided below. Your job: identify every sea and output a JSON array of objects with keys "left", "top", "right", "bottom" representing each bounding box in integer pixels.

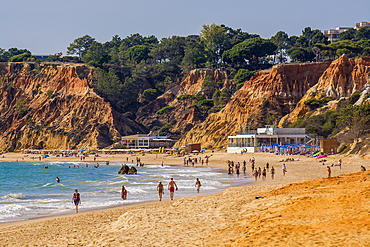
[{"left": 0, "top": 161, "right": 253, "bottom": 223}]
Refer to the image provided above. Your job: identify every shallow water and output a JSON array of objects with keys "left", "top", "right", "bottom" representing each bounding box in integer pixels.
[{"left": 0, "top": 161, "right": 253, "bottom": 223}]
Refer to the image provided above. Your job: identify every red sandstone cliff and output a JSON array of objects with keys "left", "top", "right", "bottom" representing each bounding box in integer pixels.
[
  {"left": 0, "top": 62, "right": 145, "bottom": 151},
  {"left": 175, "top": 62, "right": 331, "bottom": 149},
  {"left": 279, "top": 55, "right": 370, "bottom": 126}
]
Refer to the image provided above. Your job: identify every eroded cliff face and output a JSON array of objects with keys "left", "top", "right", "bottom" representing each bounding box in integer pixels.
[
  {"left": 135, "top": 68, "right": 235, "bottom": 133},
  {"left": 175, "top": 62, "right": 331, "bottom": 149},
  {"left": 0, "top": 62, "right": 145, "bottom": 151},
  {"left": 279, "top": 55, "right": 370, "bottom": 126}
]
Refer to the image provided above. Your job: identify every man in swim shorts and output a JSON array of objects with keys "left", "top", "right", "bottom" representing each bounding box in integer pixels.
[
  {"left": 157, "top": 181, "right": 164, "bottom": 201},
  {"left": 168, "top": 178, "right": 178, "bottom": 200},
  {"left": 72, "top": 189, "right": 81, "bottom": 213}
]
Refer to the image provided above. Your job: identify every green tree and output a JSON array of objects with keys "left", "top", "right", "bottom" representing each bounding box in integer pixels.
[
  {"left": 92, "top": 68, "right": 123, "bottom": 110},
  {"left": 219, "top": 88, "right": 231, "bottom": 105},
  {"left": 222, "top": 37, "right": 276, "bottom": 65},
  {"left": 287, "top": 47, "right": 314, "bottom": 62},
  {"left": 339, "top": 28, "right": 357, "bottom": 41},
  {"left": 149, "top": 36, "right": 185, "bottom": 64},
  {"left": 67, "top": 35, "right": 95, "bottom": 60},
  {"left": 200, "top": 23, "right": 227, "bottom": 63},
  {"left": 202, "top": 75, "right": 218, "bottom": 99},
  {"left": 182, "top": 36, "right": 207, "bottom": 69},
  {"left": 82, "top": 41, "right": 110, "bottom": 67},
  {"left": 270, "top": 31, "right": 290, "bottom": 63},
  {"left": 8, "top": 52, "right": 34, "bottom": 62},
  {"left": 156, "top": 106, "right": 176, "bottom": 123},
  {"left": 142, "top": 88, "right": 158, "bottom": 102},
  {"left": 355, "top": 27, "right": 370, "bottom": 40},
  {"left": 124, "top": 45, "right": 151, "bottom": 65}
]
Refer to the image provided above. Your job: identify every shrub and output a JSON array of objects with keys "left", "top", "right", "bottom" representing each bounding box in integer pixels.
[
  {"left": 46, "top": 90, "right": 53, "bottom": 99},
  {"left": 262, "top": 99, "right": 270, "bottom": 107},
  {"left": 347, "top": 91, "right": 360, "bottom": 105},
  {"left": 304, "top": 98, "right": 331, "bottom": 108},
  {"left": 234, "top": 69, "right": 258, "bottom": 83}
]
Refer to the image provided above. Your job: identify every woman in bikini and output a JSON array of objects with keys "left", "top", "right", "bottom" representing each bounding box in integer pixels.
[
  {"left": 72, "top": 189, "right": 81, "bottom": 213},
  {"left": 121, "top": 185, "right": 127, "bottom": 200}
]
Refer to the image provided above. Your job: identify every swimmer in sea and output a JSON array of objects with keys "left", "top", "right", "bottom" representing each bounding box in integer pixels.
[
  {"left": 157, "top": 181, "right": 164, "bottom": 201},
  {"left": 195, "top": 178, "right": 201, "bottom": 193},
  {"left": 56, "top": 177, "right": 60, "bottom": 183},
  {"left": 72, "top": 189, "right": 81, "bottom": 213},
  {"left": 168, "top": 178, "right": 178, "bottom": 200}
]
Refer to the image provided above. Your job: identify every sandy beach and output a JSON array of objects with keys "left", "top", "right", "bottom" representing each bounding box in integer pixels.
[{"left": 0, "top": 151, "right": 369, "bottom": 246}]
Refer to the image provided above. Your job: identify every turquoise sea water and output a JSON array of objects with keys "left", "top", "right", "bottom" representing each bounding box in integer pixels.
[{"left": 0, "top": 161, "right": 252, "bottom": 223}]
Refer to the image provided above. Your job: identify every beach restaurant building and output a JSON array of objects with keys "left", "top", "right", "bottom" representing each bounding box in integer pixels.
[
  {"left": 227, "top": 127, "right": 307, "bottom": 153},
  {"left": 120, "top": 134, "right": 174, "bottom": 149}
]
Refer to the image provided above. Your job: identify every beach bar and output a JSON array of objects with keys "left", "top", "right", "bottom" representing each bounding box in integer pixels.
[
  {"left": 120, "top": 134, "right": 174, "bottom": 148},
  {"left": 227, "top": 127, "right": 308, "bottom": 153}
]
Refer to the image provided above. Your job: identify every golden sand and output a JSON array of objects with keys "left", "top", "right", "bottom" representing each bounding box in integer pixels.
[{"left": 0, "top": 152, "right": 369, "bottom": 246}]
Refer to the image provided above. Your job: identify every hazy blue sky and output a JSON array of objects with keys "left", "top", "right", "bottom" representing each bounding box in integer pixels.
[{"left": 0, "top": 0, "right": 369, "bottom": 55}]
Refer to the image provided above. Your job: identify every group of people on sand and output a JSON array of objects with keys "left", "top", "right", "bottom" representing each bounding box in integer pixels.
[
  {"left": 118, "top": 177, "right": 202, "bottom": 203},
  {"left": 183, "top": 156, "right": 209, "bottom": 166}
]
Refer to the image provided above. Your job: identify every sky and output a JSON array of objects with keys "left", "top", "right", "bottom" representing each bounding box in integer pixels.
[{"left": 0, "top": 0, "right": 369, "bottom": 55}]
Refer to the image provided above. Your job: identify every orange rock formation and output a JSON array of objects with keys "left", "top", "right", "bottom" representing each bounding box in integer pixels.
[
  {"left": 279, "top": 55, "right": 370, "bottom": 126},
  {"left": 0, "top": 62, "right": 144, "bottom": 151},
  {"left": 175, "top": 62, "right": 331, "bottom": 149}
]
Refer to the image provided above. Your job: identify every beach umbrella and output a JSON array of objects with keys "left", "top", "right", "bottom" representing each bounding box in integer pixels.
[
  {"left": 44, "top": 154, "right": 49, "bottom": 158},
  {"left": 200, "top": 150, "right": 205, "bottom": 153},
  {"left": 316, "top": 154, "right": 327, "bottom": 159},
  {"left": 192, "top": 150, "right": 199, "bottom": 153}
]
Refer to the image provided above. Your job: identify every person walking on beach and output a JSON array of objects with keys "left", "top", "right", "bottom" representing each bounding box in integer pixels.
[
  {"left": 242, "top": 162, "right": 246, "bottom": 175},
  {"left": 327, "top": 166, "right": 331, "bottom": 178},
  {"left": 195, "top": 178, "right": 201, "bottom": 193},
  {"left": 271, "top": 166, "right": 275, "bottom": 179},
  {"left": 157, "top": 181, "right": 164, "bottom": 201},
  {"left": 168, "top": 178, "right": 178, "bottom": 200},
  {"left": 121, "top": 185, "right": 127, "bottom": 200},
  {"left": 258, "top": 167, "right": 261, "bottom": 179},
  {"left": 72, "top": 189, "right": 81, "bottom": 213},
  {"left": 282, "top": 164, "right": 287, "bottom": 176},
  {"left": 262, "top": 168, "right": 266, "bottom": 181},
  {"left": 266, "top": 162, "right": 269, "bottom": 172},
  {"left": 253, "top": 169, "right": 258, "bottom": 181}
]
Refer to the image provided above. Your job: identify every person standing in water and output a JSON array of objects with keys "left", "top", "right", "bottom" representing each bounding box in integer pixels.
[
  {"left": 168, "top": 178, "right": 178, "bottom": 200},
  {"left": 121, "top": 185, "right": 127, "bottom": 200},
  {"left": 157, "top": 181, "right": 164, "bottom": 201},
  {"left": 72, "top": 189, "right": 81, "bottom": 213},
  {"left": 195, "top": 178, "right": 201, "bottom": 193}
]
